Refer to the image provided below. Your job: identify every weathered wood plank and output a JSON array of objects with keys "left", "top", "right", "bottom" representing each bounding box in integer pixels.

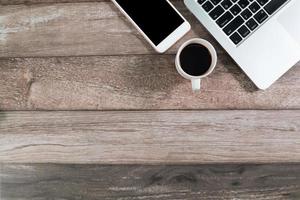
[
  {"left": 2, "top": 0, "right": 182, "bottom": 5},
  {"left": 0, "top": 56, "right": 299, "bottom": 110},
  {"left": 1, "top": 164, "right": 300, "bottom": 199},
  {"left": 0, "top": 1, "right": 215, "bottom": 57},
  {"left": 0, "top": 111, "right": 299, "bottom": 164},
  {"left": 0, "top": 0, "right": 105, "bottom": 5}
]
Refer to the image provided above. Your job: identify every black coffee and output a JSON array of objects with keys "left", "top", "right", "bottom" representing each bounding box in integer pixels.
[{"left": 179, "top": 44, "right": 212, "bottom": 76}]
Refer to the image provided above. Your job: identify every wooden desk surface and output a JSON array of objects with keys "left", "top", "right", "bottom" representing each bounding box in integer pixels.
[{"left": 0, "top": 0, "right": 300, "bottom": 199}]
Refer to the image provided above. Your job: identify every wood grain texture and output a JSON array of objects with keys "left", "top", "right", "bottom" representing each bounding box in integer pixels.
[
  {"left": 0, "top": 111, "right": 299, "bottom": 164},
  {"left": 1, "top": 164, "right": 300, "bottom": 199},
  {"left": 1, "top": 56, "right": 299, "bottom": 110},
  {"left": 0, "top": 0, "right": 106, "bottom": 5},
  {"left": 1, "top": 1, "right": 299, "bottom": 110},
  {"left": 0, "top": 1, "right": 214, "bottom": 57}
]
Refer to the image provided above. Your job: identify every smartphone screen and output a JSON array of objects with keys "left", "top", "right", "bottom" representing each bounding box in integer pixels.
[{"left": 115, "top": 0, "right": 185, "bottom": 45}]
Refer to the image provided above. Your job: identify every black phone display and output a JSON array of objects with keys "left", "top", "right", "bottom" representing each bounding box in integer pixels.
[{"left": 115, "top": 0, "right": 185, "bottom": 45}]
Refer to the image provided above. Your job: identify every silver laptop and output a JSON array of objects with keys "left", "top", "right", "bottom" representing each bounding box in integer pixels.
[{"left": 184, "top": 0, "right": 300, "bottom": 89}]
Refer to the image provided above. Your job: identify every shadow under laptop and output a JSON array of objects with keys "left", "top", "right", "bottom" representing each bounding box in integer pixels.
[{"left": 219, "top": 54, "right": 258, "bottom": 93}]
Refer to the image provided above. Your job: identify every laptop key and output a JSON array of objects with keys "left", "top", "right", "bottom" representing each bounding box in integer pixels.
[
  {"left": 238, "top": 0, "right": 250, "bottom": 8},
  {"left": 257, "top": 0, "right": 269, "bottom": 6},
  {"left": 211, "top": 0, "right": 222, "bottom": 5},
  {"left": 221, "top": 0, "right": 233, "bottom": 9},
  {"left": 241, "top": 8, "right": 252, "bottom": 20},
  {"left": 254, "top": 9, "right": 268, "bottom": 23},
  {"left": 230, "top": 32, "right": 243, "bottom": 44},
  {"left": 230, "top": 4, "right": 242, "bottom": 15},
  {"left": 238, "top": 25, "right": 251, "bottom": 37},
  {"left": 223, "top": 15, "right": 244, "bottom": 35},
  {"left": 209, "top": 5, "right": 225, "bottom": 20},
  {"left": 203, "top": 1, "right": 214, "bottom": 12},
  {"left": 264, "top": 0, "right": 288, "bottom": 15},
  {"left": 249, "top": 2, "right": 260, "bottom": 13},
  {"left": 246, "top": 18, "right": 258, "bottom": 30},
  {"left": 216, "top": 11, "right": 234, "bottom": 27},
  {"left": 198, "top": 0, "right": 207, "bottom": 4}
]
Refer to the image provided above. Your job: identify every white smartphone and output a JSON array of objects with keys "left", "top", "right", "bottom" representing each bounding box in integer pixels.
[{"left": 112, "top": 0, "right": 191, "bottom": 53}]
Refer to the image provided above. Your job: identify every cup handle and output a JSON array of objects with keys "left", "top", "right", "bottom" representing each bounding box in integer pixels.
[{"left": 191, "top": 79, "right": 201, "bottom": 91}]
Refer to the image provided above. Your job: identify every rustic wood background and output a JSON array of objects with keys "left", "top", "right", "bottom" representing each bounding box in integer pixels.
[
  {"left": 2, "top": 164, "right": 300, "bottom": 199},
  {"left": 0, "top": 0, "right": 300, "bottom": 199}
]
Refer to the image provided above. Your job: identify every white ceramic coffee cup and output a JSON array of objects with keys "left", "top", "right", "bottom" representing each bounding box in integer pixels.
[{"left": 175, "top": 38, "right": 217, "bottom": 91}]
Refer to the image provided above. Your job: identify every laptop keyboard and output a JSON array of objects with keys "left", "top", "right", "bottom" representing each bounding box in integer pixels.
[{"left": 197, "top": 0, "right": 289, "bottom": 45}]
